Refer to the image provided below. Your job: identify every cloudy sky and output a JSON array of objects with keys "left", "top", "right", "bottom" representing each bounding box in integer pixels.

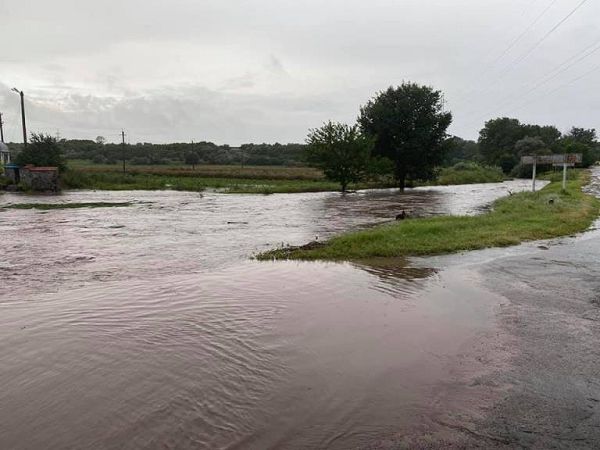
[{"left": 1, "top": 0, "right": 599, "bottom": 144}]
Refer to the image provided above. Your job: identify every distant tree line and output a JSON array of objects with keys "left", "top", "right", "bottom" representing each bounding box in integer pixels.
[
  {"left": 443, "top": 119, "right": 600, "bottom": 177},
  {"left": 7, "top": 139, "right": 308, "bottom": 167},
  {"left": 477, "top": 118, "right": 600, "bottom": 175}
]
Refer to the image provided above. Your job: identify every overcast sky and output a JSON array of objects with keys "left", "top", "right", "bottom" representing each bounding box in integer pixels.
[{"left": 1, "top": 0, "right": 599, "bottom": 144}]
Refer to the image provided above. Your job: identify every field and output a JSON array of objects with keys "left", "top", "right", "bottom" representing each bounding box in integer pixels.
[
  {"left": 62, "top": 161, "right": 395, "bottom": 194},
  {"left": 63, "top": 161, "right": 513, "bottom": 194}
]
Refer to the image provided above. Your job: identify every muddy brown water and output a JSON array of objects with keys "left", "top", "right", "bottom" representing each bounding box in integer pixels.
[{"left": 0, "top": 180, "right": 539, "bottom": 449}]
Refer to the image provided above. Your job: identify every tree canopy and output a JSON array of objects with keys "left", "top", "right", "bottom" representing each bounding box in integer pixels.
[
  {"left": 184, "top": 151, "right": 200, "bottom": 169},
  {"left": 15, "top": 133, "right": 66, "bottom": 171},
  {"left": 358, "top": 83, "right": 452, "bottom": 190},
  {"left": 479, "top": 117, "right": 561, "bottom": 172},
  {"left": 306, "top": 121, "right": 372, "bottom": 192}
]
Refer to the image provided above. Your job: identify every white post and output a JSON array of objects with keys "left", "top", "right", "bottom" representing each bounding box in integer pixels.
[
  {"left": 562, "top": 163, "right": 567, "bottom": 190},
  {"left": 532, "top": 160, "right": 537, "bottom": 192}
]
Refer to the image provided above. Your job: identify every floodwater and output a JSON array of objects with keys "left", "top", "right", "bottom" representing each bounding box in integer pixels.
[{"left": 0, "top": 180, "right": 538, "bottom": 449}]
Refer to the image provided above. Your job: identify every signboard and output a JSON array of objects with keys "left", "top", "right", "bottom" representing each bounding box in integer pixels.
[
  {"left": 520, "top": 153, "right": 581, "bottom": 192},
  {"left": 521, "top": 154, "right": 582, "bottom": 165}
]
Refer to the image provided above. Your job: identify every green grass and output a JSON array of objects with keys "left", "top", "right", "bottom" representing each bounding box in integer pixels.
[
  {"left": 61, "top": 169, "right": 395, "bottom": 194},
  {"left": 257, "top": 172, "right": 600, "bottom": 261},
  {"left": 62, "top": 161, "right": 510, "bottom": 194},
  {"left": 68, "top": 161, "right": 326, "bottom": 180},
  {"left": 1, "top": 202, "right": 132, "bottom": 210}
]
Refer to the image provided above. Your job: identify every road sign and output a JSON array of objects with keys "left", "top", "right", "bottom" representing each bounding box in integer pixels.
[
  {"left": 521, "top": 154, "right": 582, "bottom": 165},
  {"left": 520, "top": 154, "right": 582, "bottom": 191}
]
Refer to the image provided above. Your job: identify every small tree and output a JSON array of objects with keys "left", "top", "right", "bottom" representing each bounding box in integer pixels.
[
  {"left": 184, "top": 151, "right": 200, "bottom": 170},
  {"left": 16, "top": 133, "right": 66, "bottom": 171},
  {"left": 306, "top": 121, "right": 372, "bottom": 192}
]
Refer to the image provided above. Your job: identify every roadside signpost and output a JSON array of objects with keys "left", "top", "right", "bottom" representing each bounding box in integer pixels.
[{"left": 521, "top": 154, "right": 582, "bottom": 192}]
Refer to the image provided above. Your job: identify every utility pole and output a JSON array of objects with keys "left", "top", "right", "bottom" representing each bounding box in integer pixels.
[
  {"left": 0, "top": 112, "right": 4, "bottom": 143},
  {"left": 121, "top": 130, "right": 126, "bottom": 174},
  {"left": 12, "top": 88, "right": 27, "bottom": 146}
]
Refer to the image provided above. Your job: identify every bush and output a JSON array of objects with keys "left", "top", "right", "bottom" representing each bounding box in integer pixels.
[
  {"left": 16, "top": 133, "right": 67, "bottom": 171},
  {"left": 92, "top": 154, "right": 108, "bottom": 164},
  {"left": 437, "top": 163, "right": 505, "bottom": 185},
  {"left": 130, "top": 157, "right": 151, "bottom": 165}
]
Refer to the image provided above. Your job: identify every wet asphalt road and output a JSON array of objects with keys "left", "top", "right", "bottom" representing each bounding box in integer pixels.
[{"left": 383, "top": 170, "right": 600, "bottom": 449}]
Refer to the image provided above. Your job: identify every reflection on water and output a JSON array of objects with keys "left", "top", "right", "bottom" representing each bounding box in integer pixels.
[
  {"left": 0, "top": 181, "right": 532, "bottom": 449},
  {"left": 353, "top": 258, "right": 439, "bottom": 297}
]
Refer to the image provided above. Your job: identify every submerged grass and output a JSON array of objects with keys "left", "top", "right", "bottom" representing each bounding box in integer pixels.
[
  {"left": 258, "top": 172, "right": 600, "bottom": 261},
  {"left": 2, "top": 202, "right": 132, "bottom": 210}
]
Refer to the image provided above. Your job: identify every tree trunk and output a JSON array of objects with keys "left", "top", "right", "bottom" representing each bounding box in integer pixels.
[
  {"left": 395, "top": 164, "right": 406, "bottom": 192},
  {"left": 341, "top": 181, "right": 348, "bottom": 193},
  {"left": 398, "top": 176, "right": 406, "bottom": 192}
]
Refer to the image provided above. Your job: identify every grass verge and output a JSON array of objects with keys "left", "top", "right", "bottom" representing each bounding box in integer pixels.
[
  {"left": 2, "top": 202, "right": 132, "bottom": 210},
  {"left": 257, "top": 172, "right": 600, "bottom": 261},
  {"left": 61, "top": 170, "right": 395, "bottom": 194}
]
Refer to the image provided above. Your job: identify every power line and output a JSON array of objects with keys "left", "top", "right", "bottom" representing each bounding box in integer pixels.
[
  {"left": 460, "top": 58, "right": 600, "bottom": 133},
  {"left": 510, "top": 61, "right": 600, "bottom": 114},
  {"left": 510, "top": 0, "right": 589, "bottom": 68},
  {"left": 458, "top": 0, "right": 590, "bottom": 112},
  {"left": 490, "top": 0, "right": 559, "bottom": 67},
  {"left": 454, "top": 0, "right": 560, "bottom": 107},
  {"left": 463, "top": 36, "right": 600, "bottom": 121}
]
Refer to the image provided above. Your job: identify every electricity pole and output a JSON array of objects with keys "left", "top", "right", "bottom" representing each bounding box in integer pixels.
[
  {"left": 0, "top": 112, "right": 4, "bottom": 143},
  {"left": 12, "top": 88, "right": 27, "bottom": 146},
  {"left": 121, "top": 130, "right": 126, "bottom": 174}
]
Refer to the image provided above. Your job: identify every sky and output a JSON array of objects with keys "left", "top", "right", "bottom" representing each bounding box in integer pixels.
[{"left": 1, "top": 0, "right": 600, "bottom": 145}]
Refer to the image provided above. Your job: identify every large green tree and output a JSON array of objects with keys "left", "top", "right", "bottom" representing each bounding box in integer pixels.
[
  {"left": 442, "top": 136, "right": 481, "bottom": 166},
  {"left": 478, "top": 118, "right": 524, "bottom": 170},
  {"left": 560, "top": 127, "right": 600, "bottom": 167},
  {"left": 306, "top": 121, "right": 372, "bottom": 192},
  {"left": 514, "top": 136, "right": 550, "bottom": 157},
  {"left": 15, "top": 133, "right": 66, "bottom": 171},
  {"left": 478, "top": 118, "right": 561, "bottom": 172},
  {"left": 358, "top": 83, "right": 452, "bottom": 190}
]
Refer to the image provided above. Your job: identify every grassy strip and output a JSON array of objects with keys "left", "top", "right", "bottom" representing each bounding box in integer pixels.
[
  {"left": 62, "top": 162, "right": 516, "bottom": 194},
  {"left": 61, "top": 170, "right": 395, "bottom": 194},
  {"left": 70, "top": 161, "right": 326, "bottom": 181},
  {"left": 2, "top": 202, "right": 132, "bottom": 210},
  {"left": 257, "top": 172, "right": 599, "bottom": 261}
]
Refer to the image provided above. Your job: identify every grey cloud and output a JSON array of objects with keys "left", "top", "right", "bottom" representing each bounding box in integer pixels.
[
  {"left": 2, "top": 0, "right": 600, "bottom": 143},
  {"left": 0, "top": 82, "right": 350, "bottom": 144}
]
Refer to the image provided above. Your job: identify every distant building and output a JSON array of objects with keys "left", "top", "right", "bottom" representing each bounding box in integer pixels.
[
  {"left": 1, "top": 143, "right": 60, "bottom": 191},
  {"left": 0, "top": 142, "right": 10, "bottom": 166},
  {"left": 21, "top": 165, "right": 60, "bottom": 192}
]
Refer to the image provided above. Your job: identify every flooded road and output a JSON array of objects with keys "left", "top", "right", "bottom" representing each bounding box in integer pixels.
[{"left": 0, "top": 180, "right": 539, "bottom": 449}]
